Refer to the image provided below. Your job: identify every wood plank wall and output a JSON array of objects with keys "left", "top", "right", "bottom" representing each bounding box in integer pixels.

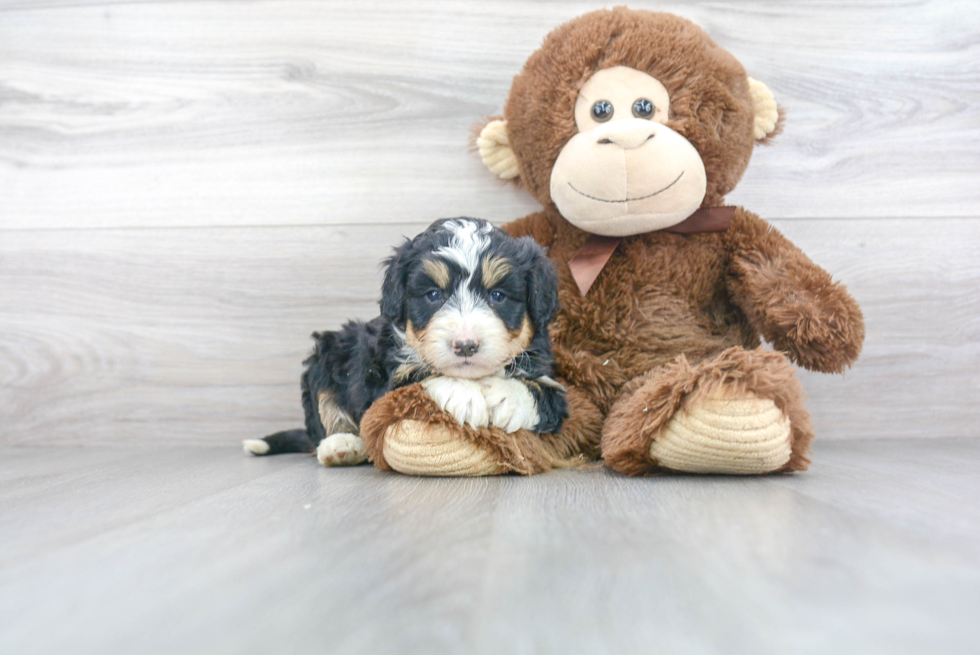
[{"left": 2, "top": 1, "right": 978, "bottom": 445}]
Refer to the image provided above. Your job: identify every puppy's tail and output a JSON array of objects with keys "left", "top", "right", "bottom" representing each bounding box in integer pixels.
[{"left": 243, "top": 429, "right": 316, "bottom": 456}]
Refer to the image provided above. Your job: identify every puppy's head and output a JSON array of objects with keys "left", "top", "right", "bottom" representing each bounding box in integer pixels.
[{"left": 381, "top": 218, "right": 558, "bottom": 379}]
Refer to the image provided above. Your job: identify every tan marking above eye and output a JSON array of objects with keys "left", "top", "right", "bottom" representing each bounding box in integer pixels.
[
  {"left": 481, "top": 255, "right": 513, "bottom": 289},
  {"left": 422, "top": 259, "right": 450, "bottom": 289}
]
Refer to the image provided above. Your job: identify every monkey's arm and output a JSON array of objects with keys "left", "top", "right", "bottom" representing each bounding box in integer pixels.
[
  {"left": 500, "top": 211, "right": 556, "bottom": 248},
  {"left": 724, "top": 208, "right": 864, "bottom": 373}
]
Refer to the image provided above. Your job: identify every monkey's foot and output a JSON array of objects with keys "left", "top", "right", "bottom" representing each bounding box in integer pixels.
[
  {"left": 650, "top": 391, "right": 792, "bottom": 474},
  {"left": 602, "top": 347, "right": 813, "bottom": 476},
  {"left": 380, "top": 420, "right": 507, "bottom": 476}
]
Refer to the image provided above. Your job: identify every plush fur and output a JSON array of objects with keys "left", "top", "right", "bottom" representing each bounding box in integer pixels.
[
  {"left": 250, "top": 217, "right": 567, "bottom": 460},
  {"left": 505, "top": 207, "right": 863, "bottom": 411},
  {"left": 363, "top": 8, "right": 864, "bottom": 476},
  {"left": 600, "top": 346, "right": 813, "bottom": 476},
  {"left": 360, "top": 383, "right": 596, "bottom": 475},
  {"left": 503, "top": 9, "right": 767, "bottom": 208}
]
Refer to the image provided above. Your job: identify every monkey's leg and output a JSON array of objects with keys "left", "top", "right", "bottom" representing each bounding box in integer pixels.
[
  {"left": 359, "top": 383, "right": 602, "bottom": 476},
  {"left": 601, "top": 347, "right": 812, "bottom": 476}
]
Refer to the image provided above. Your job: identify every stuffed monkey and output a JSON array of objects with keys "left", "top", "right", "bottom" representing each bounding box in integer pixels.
[{"left": 360, "top": 8, "right": 864, "bottom": 476}]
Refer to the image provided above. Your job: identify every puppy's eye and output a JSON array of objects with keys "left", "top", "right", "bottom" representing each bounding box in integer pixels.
[
  {"left": 488, "top": 290, "right": 506, "bottom": 303},
  {"left": 632, "top": 98, "right": 654, "bottom": 118},
  {"left": 425, "top": 289, "right": 444, "bottom": 303},
  {"left": 591, "top": 100, "right": 613, "bottom": 122}
]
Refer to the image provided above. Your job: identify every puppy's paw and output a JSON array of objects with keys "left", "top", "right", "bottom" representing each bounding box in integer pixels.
[
  {"left": 316, "top": 433, "right": 368, "bottom": 467},
  {"left": 422, "top": 377, "right": 489, "bottom": 429},
  {"left": 480, "top": 377, "right": 539, "bottom": 433}
]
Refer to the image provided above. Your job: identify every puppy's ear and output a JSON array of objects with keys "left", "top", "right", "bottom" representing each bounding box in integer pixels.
[
  {"left": 380, "top": 238, "right": 413, "bottom": 326},
  {"left": 519, "top": 237, "right": 560, "bottom": 328}
]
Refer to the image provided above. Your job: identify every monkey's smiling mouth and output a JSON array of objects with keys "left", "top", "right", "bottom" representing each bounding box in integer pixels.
[{"left": 568, "top": 171, "right": 685, "bottom": 204}]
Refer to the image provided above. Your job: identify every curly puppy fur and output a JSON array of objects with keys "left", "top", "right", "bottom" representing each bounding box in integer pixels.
[{"left": 253, "top": 217, "right": 567, "bottom": 459}]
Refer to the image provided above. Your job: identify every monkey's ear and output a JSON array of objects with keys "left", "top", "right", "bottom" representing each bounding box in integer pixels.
[
  {"left": 748, "top": 78, "right": 783, "bottom": 141},
  {"left": 475, "top": 118, "right": 521, "bottom": 180}
]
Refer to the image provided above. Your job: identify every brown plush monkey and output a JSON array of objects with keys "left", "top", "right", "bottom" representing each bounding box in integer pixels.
[{"left": 361, "top": 8, "right": 864, "bottom": 476}]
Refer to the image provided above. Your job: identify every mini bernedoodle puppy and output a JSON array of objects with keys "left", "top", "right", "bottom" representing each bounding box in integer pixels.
[{"left": 244, "top": 217, "right": 567, "bottom": 466}]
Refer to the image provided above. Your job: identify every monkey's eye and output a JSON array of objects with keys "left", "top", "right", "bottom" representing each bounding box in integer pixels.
[
  {"left": 632, "top": 98, "right": 654, "bottom": 118},
  {"left": 425, "top": 289, "right": 444, "bottom": 303},
  {"left": 488, "top": 290, "right": 506, "bottom": 304},
  {"left": 591, "top": 100, "right": 614, "bottom": 122}
]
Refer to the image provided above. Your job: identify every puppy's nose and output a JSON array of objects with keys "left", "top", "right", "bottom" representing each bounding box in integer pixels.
[{"left": 452, "top": 340, "right": 480, "bottom": 357}]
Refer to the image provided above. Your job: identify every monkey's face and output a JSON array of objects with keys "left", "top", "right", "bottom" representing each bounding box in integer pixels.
[
  {"left": 549, "top": 67, "right": 707, "bottom": 237},
  {"left": 484, "top": 9, "right": 781, "bottom": 234}
]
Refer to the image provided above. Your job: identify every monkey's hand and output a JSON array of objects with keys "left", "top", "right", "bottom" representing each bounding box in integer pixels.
[
  {"left": 726, "top": 209, "right": 865, "bottom": 374},
  {"left": 422, "top": 377, "right": 489, "bottom": 429}
]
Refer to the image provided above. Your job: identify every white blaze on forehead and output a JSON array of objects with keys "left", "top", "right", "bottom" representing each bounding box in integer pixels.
[
  {"left": 448, "top": 284, "right": 483, "bottom": 315},
  {"left": 434, "top": 219, "right": 492, "bottom": 274},
  {"left": 435, "top": 219, "right": 494, "bottom": 318}
]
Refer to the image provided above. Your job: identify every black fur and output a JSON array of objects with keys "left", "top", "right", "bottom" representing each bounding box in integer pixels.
[
  {"left": 260, "top": 429, "right": 317, "bottom": 454},
  {"left": 527, "top": 383, "right": 566, "bottom": 435},
  {"left": 299, "top": 319, "right": 400, "bottom": 447},
  {"left": 253, "top": 217, "right": 566, "bottom": 456}
]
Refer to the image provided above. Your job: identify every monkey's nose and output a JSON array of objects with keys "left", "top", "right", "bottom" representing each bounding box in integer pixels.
[
  {"left": 594, "top": 118, "right": 657, "bottom": 149},
  {"left": 452, "top": 340, "right": 480, "bottom": 357}
]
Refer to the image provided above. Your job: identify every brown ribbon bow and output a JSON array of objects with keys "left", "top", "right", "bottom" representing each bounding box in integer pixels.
[{"left": 567, "top": 207, "right": 736, "bottom": 296}]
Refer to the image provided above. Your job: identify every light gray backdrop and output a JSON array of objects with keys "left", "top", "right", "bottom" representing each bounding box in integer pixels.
[{"left": 2, "top": 0, "right": 978, "bottom": 445}]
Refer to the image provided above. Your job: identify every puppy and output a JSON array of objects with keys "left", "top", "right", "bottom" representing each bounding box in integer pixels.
[{"left": 244, "top": 217, "right": 567, "bottom": 466}]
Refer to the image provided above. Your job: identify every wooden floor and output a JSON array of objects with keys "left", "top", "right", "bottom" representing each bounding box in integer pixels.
[{"left": 2, "top": 439, "right": 978, "bottom": 655}]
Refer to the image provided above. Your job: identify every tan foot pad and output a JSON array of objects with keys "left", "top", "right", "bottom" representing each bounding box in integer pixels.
[
  {"left": 650, "top": 395, "right": 792, "bottom": 474},
  {"left": 382, "top": 420, "right": 508, "bottom": 477}
]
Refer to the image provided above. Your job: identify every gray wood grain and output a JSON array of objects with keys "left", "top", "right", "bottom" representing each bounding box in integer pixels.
[
  {"left": 1, "top": 1, "right": 978, "bottom": 447},
  {"left": 1, "top": 0, "right": 977, "bottom": 231},
  {"left": 2, "top": 218, "right": 978, "bottom": 445},
  {"left": 0, "top": 222, "right": 414, "bottom": 445},
  {"left": 1, "top": 440, "right": 978, "bottom": 654}
]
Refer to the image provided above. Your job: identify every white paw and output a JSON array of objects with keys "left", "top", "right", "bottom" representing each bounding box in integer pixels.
[
  {"left": 480, "top": 377, "right": 539, "bottom": 433},
  {"left": 242, "top": 439, "right": 270, "bottom": 455},
  {"left": 316, "top": 433, "right": 367, "bottom": 467},
  {"left": 422, "top": 377, "right": 489, "bottom": 429}
]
